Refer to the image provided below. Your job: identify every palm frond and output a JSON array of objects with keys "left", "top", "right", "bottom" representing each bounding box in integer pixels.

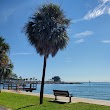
[{"left": 23, "top": 3, "right": 70, "bottom": 57}]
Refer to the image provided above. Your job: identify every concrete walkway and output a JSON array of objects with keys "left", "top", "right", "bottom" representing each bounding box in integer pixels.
[
  {"left": 1, "top": 89, "right": 110, "bottom": 106},
  {"left": 0, "top": 106, "right": 9, "bottom": 110}
]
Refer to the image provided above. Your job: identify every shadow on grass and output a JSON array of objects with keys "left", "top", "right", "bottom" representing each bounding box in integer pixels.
[
  {"left": 15, "top": 101, "right": 67, "bottom": 110},
  {"left": 15, "top": 104, "right": 38, "bottom": 110},
  {"left": 49, "top": 100, "right": 66, "bottom": 104}
]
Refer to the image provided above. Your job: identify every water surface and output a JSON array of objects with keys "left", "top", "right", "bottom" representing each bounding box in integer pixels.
[{"left": 34, "top": 82, "right": 110, "bottom": 100}]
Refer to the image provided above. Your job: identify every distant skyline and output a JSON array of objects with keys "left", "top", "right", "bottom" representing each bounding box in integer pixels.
[{"left": 0, "top": 0, "right": 110, "bottom": 82}]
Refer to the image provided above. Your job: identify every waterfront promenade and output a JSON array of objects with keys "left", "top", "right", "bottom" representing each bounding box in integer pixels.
[
  {"left": 0, "top": 106, "right": 10, "bottom": 110},
  {"left": 1, "top": 89, "right": 110, "bottom": 106}
]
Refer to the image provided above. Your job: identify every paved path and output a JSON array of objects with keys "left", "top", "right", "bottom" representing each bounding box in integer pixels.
[
  {"left": 0, "top": 106, "right": 7, "bottom": 110},
  {"left": 1, "top": 89, "right": 110, "bottom": 106}
]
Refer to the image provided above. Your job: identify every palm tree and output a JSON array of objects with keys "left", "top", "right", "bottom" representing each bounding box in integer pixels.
[
  {"left": 10, "top": 73, "right": 18, "bottom": 80},
  {"left": 0, "top": 36, "right": 12, "bottom": 92},
  {"left": 0, "top": 37, "right": 9, "bottom": 53},
  {"left": 0, "top": 37, "right": 9, "bottom": 66},
  {"left": 23, "top": 3, "right": 70, "bottom": 104},
  {"left": 0, "top": 37, "right": 10, "bottom": 78},
  {"left": 3, "top": 62, "right": 13, "bottom": 81}
]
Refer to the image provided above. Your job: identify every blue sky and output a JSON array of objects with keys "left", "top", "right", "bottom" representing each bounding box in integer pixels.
[{"left": 0, "top": 0, "right": 110, "bottom": 82}]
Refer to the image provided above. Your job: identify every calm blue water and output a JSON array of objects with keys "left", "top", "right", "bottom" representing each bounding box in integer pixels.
[
  {"left": 1, "top": 82, "right": 110, "bottom": 101},
  {"left": 35, "top": 82, "right": 110, "bottom": 101}
]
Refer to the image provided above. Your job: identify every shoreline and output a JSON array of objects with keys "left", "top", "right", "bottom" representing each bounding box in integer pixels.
[
  {"left": 1, "top": 89, "right": 110, "bottom": 106},
  {"left": 43, "top": 81, "right": 82, "bottom": 84},
  {"left": 0, "top": 81, "right": 82, "bottom": 84}
]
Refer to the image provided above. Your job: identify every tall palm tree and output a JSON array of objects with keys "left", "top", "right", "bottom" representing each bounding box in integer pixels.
[
  {"left": 10, "top": 73, "right": 18, "bottom": 80},
  {"left": 0, "top": 37, "right": 9, "bottom": 54},
  {"left": 0, "top": 37, "right": 10, "bottom": 79},
  {"left": 3, "top": 62, "right": 13, "bottom": 81},
  {"left": 0, "top": 37, "right": 13, "bottom": 92},
  {"left": 23, "top": 3, "right": 70, "bottom": 104}
]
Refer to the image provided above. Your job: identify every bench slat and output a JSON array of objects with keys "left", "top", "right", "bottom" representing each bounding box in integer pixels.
[
  {"left": 53, "top": 90, "right": 73, "bottom": 102},
  {"left": 53, "top": 90, "right": 69, "bottom": 97}
]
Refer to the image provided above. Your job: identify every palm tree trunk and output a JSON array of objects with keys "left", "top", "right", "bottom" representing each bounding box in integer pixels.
[{"left": 40, "top": 55, "right": 47, "bottom": 104}]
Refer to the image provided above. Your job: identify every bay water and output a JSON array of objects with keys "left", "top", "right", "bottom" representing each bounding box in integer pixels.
[{"left": 34, "top": 82, "right": 110, "bottom": 101}]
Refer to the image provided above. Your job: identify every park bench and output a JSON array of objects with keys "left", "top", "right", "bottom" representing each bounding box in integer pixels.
[{"left": 53, "top": 90, "right": 73, "bottom": 103}]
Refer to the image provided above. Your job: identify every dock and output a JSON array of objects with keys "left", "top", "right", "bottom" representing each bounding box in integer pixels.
[{"left": 2, "top": 83, "right": 37, "bottom": 92}]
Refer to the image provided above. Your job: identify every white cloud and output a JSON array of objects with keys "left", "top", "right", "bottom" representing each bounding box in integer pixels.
[
  {"left": 72, "top": 0, "right": 110, "bottom": 23},
  {"left": 65, "top": 60, "right": 72, "bottom": 63},
  {"left": 74, "top": 39, "right": 84, "bottom": 43},
  {"left": 84, "top": 0, "right": 110, "bottom": 20},
  {"left": 100, "top": 0, "right": 110, "bottom": 3},
  {"left": 64, "top": 60, "right": 72, "bottom": 63},
  {"left": 71, "top": 19, "right": 83, "bottom": 23},
  {"left": 64, "top": 57, "right": 72, "bottom": 63},
  {"left": 108, "top": 8, "right": 110, "bottom": 13},
  {"left": 11, "top": 53, "right": 35, "bottom": 56},
  {"left": 101, "top": 40, "right": 110, "bottom": 43},
  {"left": 0, "top": 8, "right": 16, "bottom": 22},
  {"left": 74, "top": 31, "right": 93, "bottom": 38}
]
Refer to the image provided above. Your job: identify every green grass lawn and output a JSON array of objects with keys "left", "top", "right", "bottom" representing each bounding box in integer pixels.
[{"left": 0, "top": 92, "right": 110, "bottom": 110}]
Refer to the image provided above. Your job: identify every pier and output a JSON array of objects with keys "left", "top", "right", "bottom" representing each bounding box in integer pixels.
[{"left": 2, "top": 82, "right": 37, "bottom": 92}]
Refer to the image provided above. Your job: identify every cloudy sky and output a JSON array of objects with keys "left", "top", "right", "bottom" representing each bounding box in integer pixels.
[{"left": 0, "top": 0, "right": 110, "bottom": 82}]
